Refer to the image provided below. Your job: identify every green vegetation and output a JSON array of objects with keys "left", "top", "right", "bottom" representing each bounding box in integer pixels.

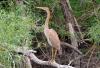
[
  {"left": 0, "top": 0, "right": 100, "bottom": 68},
  {"left": 0, "top": 6, "right": 33, "bottom": 68},
  {"left": 88, "top": 19, "right": 100, "bottom": 45}
]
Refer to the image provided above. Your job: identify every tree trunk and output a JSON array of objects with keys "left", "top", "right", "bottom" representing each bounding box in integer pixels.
[{"left": 60, "top": 0, "right": 81, "bottom": 68}]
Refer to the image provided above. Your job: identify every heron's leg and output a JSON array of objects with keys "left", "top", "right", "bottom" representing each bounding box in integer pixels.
[
  {"left": 51, "top": 48, "right": 57, "bottom": 62},
  {"left": 51, "top": 47, "right": 54, "bottom": 62},
  {"left": 53, "top": 48, "right": 57, "bottom": 62}
]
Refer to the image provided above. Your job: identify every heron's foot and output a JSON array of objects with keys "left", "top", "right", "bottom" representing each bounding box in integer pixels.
[{"left": 48, "top": 59, "right": 55, "bottom": 64}]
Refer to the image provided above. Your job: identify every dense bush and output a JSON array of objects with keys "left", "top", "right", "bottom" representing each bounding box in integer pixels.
[
  {"left": 88, "top": 19, "right": 100, "bottom": 45},
  {"left": 0, "top": 7, "right": 33, "bottom": 67}
]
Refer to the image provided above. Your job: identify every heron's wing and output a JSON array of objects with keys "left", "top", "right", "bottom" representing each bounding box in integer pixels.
[{"left": 47, "top": 29, "right": 60, "bottom": 50}]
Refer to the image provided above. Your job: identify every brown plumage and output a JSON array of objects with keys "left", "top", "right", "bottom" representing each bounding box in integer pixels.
[{"left": 36, "top": 7, "right": 62, "bottom": 62}]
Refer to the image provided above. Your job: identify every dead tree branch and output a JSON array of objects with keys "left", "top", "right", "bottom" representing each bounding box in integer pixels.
[
  {"left": 61, "top": 42, "right": 82, "bottom": 55},
  {"left": 60, "top": 0, "right": 82, "bottom": 68},
  {"left": 66, "top": 0, "right": 84, "bottom": 41},
  {"left": 24, "top": 56, "right": 32, "bottom": 68},
  {"left": 16, "top": 48, "right": 75, "bottom": 68}
]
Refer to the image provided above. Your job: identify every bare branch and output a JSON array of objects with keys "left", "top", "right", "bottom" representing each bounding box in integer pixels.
[
  {"left": 61, "top": 42, "right": 82, "bottom": 55},
  {"left": 67, "top": 0, "right": 84, "bottom": 41},
  {"left": 60, "top": 0, "right": 81, "bottom": 68},
  {"left": 87, "top": 45, "right": 96, "bottom": 68},
  {"left": 16, "top": 48, "right": 75, "bottom": 68},
  {"left": 25, "top": 51, "right": 75, "bottom": 68},
  {"left": 24, "top": 56, "right": 32, "bottom": 68}
]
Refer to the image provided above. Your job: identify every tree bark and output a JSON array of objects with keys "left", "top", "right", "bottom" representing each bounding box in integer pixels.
[
  {"left": 24, "top": 56, "right": 32, "bottom": 68},
  {"left": 16, "top": 49, "right": 75, "bottom": 68},
  {"left": 60, "top": 0, "right": 81, "bottom": 68}
]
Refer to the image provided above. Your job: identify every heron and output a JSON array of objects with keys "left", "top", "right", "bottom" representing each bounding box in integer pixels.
[{"left": 36, "top": 7, "right": 62, "bottom": 62}]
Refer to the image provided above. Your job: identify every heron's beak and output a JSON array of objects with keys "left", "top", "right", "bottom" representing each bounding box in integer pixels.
[
  {"left": 36, "top": 7, "right": 49, "bottom": 11},
  {"left": 36, "top": 7, "right": 43, "bottom": 9}
]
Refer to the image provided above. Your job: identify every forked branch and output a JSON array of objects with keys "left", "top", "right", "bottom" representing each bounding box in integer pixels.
[{"left": 16, "top": 48, "right": 75, "bottom": 68}]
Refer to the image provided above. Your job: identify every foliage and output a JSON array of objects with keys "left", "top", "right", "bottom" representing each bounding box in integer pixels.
[
  {"left": 0, "top": 50, "right": 12, "bottom": 68},
  {"left": 70, "top": 0, "right": 100, "bottom": 45},
  {"left": 88, "top": 19, "right": 100, "bottom": 45},
  {"left": 0, "top": 9, "right": 33, "bottom": 48},
  {"left": 0, "top": 7, "right": 33, "bottom": 68}
]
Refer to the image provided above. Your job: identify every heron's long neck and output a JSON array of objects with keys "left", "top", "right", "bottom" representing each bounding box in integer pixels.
[{"left": 45, "top": 11, "right": 50, "bottom": 29}]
